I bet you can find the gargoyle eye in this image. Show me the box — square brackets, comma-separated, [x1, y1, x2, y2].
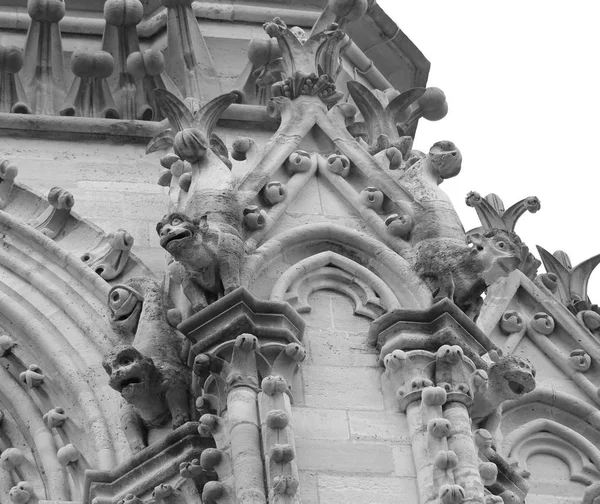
[172, 218, 182, 226]
[497, 241, 505, 249]
[120, 357, 133, 366]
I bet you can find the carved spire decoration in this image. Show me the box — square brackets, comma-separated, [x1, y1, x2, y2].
[0, 45, 31, 114]
[159, 0, 221, 111]
[263, 17, 349, 106]
[22, 0, 67, 115]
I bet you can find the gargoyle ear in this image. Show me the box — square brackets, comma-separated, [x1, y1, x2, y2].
[468, 232, 484, 246]
[156, 216, 167, 235]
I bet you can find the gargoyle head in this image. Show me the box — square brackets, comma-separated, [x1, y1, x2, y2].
[489, 354, 536, 399]
[428, 141, 462, 181]
[107, 283, 143, 334]
[156, 212, 208, 259]
[470, 229, 523, 285]
[102, 345, 155, 401]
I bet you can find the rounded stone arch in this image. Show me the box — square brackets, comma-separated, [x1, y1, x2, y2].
[243, 223, 431, 310]
[0, 200, 158, 499]
[500, 387, 600, 497]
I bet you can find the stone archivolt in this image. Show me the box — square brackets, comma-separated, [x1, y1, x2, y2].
[0, 1, 598, 504]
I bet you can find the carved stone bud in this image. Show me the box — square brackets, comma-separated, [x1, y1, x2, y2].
[117, 495, 142, 504]
[434, 450, 458, 470]
[326, 154, 350, 177]
[56, 444, 79, 466]
[329, 0, 368, 21]
[474, 429, 493, 453]
[530, 312, 555, 335]
[170, 160, 187, 177]
[0, 448, 25, 471]
[385, 214, 413, 238]
[43, 407, 68, 429]
[538, 272, 559, 294]
[126, 49, 165, 79]
[261, 375, 288, 396]
[198, 414, 221, 437]
[104, 0, 144, 26]
[273, 476, 299, 496]
[422, 386, 447, 406]
[243, 206, 267, 230]
[262, 181, 287, 205]
[266, 409, 290, 430]
[479, 461, 498, 486]
[160, 153, 180, 169]
[247, 38, 282, 67]
[202, 481, 226, 501]
[581, 310, 600, 332]
[337, 102, 357, 120]
[269, 444, 295, 463]
[386, 147, 403, 170]
[179, 172, 192, 192]
[28, 0, 65, 23]
[9, 482, 34, 504]
[569, 349, 592, 372]
[359, 187, 384, 211]
[71, 51, 114, 79]
[427, 418, 452, 438]
[174, 128, 209, 163]
[152, 484, 173, 500]
[418, 87, 448, 121]
[286, 150, 313, 174]
[471, 369, 488, 394]
[231, 137, 254, 161]
[0, 46, 24, 74]
[500, 310, 524, 334]
[179, 459, 203, 479]
[0, 335, 16, 357]
[19, 364, 45, 389]
[439, 484, 465, 504]
[200, 448, 222, 471]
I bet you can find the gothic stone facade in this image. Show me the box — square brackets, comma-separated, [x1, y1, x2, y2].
[0, 1, 597, 504]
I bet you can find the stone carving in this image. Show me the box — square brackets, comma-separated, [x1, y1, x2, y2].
[28, 187, 74, 239]
[471, 354, 536, 426]
[414, 229, 522, 317]
[22, 0, 67, 115]
[81, 229, 133, 280]
[0, 45, 30, 114]
[61, 50, 119, 118]
[9, 481, 35, 504]
[466, 192, 541, 278]
[19, 364, 45, 388]
[156, 213, 243, 312]
[43, 407, 68, 429]
[104, 278, 191, 452]
[0, 158, 18, 209]
[262, 17, 348, 105]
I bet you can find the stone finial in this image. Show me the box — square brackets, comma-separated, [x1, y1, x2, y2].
[9, 481, 35, 504]
[466, 192, 540, 233]
[0, 46, 30, 114]
[28, 187, 74, 239]
[43, 407, 68, 428]
[0, 448, 25, 471]
[103, 0, 143, 26]
[0, 334, 16, 357]
[56, 444, 79, 466]
[263, 17, 348, 105]
[262, 181, 287, 205]
[19, 364, 45, 388]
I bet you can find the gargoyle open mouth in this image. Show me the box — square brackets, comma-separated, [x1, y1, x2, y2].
[117, 376, 142, 392]
[508, 380, 525, 394]
[160, 229, 192, 248]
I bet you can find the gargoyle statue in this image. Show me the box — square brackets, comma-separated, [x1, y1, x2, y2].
[472, 354, 536, 431]
[156, 212, 244, 312]
[397, 141, 525, 317]
[103, 277, 191, 453]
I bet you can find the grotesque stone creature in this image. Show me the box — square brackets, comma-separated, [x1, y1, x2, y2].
[413, 229, 523, 317]
[156, 212, 244, 312]
[104, 277, 191, 453]
[472, 354, 536, 427]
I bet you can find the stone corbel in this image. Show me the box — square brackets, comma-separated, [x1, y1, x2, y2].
[102, 0, 145, 120]
[160, 0, 221, 110]
[0, 159, 18, 209]
[81, 229, 134, 280]
[61, 51, 119, 119]
[21, 0, 67, 115]
[28, 187, 74, 239]
[0, 45, 31, 114]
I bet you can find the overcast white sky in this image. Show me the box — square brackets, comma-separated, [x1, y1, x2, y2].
[376, 1, 600, 301]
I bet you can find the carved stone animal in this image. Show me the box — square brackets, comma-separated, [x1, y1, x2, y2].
[472, 354, 536, 426]
[414, 229, 522, 317]
[156, 212, 244, 312]
[103, 277, 191, 453]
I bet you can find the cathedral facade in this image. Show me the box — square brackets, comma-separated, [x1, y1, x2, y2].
[0, 1, 597, 503]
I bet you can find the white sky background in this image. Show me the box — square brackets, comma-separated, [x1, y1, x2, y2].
[376, 0, 600, 301]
